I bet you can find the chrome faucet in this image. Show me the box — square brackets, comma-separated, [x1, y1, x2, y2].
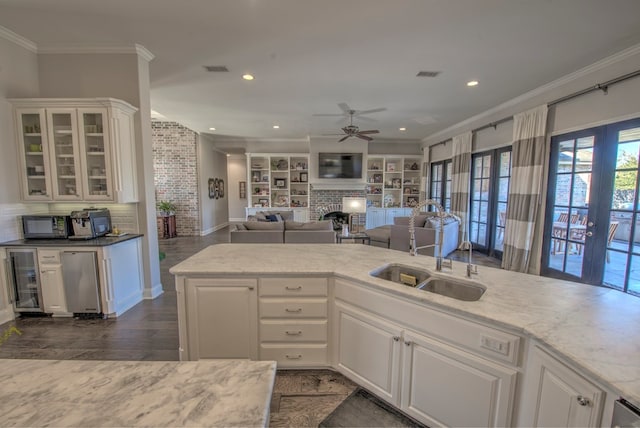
[409, 199, 451, 271]
[461, 240, 478, 278]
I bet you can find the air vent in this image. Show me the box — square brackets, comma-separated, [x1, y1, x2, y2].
[204, 66, 229, 72]
[416, 70, 441, 78]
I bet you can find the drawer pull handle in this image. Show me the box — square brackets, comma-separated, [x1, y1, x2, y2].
[393, 336, 400, 342]
[285, 354, 302, 360]
[285, 286, 302, 291]
[285, 308, 302, 313]
[285, 330, 302, 336]
[576, 395, 591, 406]
[404, 340, 412, 346]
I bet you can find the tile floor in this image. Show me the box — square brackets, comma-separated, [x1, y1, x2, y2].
[0, 227, 502, 426]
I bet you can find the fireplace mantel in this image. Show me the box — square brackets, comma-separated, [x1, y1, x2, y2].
[310, 181, 367, 191]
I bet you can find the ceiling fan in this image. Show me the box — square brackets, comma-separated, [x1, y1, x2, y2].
[317, 103, 384, 142]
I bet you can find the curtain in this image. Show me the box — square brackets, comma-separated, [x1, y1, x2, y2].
[502, 105, 548, 272]
[450, 132, 472, 244]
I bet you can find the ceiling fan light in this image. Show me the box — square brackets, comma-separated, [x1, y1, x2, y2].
[242, 74, 254, 81]
[399, 127, 406, 131]
[273, 125, 280, 129]
[467, 80, 479, 87]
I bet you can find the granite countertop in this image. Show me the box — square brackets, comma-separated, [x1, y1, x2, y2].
[0, 359, 276, 427]
[170, 243, 640, 405]
[0, 233, 143, 247]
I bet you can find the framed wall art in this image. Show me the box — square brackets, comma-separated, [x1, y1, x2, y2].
[208, 178, 215, 199]
[218, 179, 225, 198]
[239, 181, 247, 199]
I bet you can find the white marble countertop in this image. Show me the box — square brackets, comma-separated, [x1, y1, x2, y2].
[0, 359, 276, 427]
[171, 243, 640, 405]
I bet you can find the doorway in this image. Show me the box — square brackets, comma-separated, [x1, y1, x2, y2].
[542, 118, 640, 296]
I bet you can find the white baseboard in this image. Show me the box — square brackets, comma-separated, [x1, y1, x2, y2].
[0, 307, 15, 326]
[143, 282, 164, 299]
[200, 222, 230, 236]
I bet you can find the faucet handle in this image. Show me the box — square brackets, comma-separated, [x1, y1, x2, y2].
[441, 258, 453, 270]
[467, 264, 478, 277]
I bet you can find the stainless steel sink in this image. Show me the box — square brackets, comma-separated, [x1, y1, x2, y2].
[370, 264, 486, 301]
[369, 264, 432, 287]
[419, 278, 486, 301]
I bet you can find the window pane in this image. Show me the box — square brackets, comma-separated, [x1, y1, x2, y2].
[558, 140, 575, 173]
[482, 155, 491, 177]
[572, 173, 591, 207]
[477, 223, 487, 246]
[498, 178, 509, 202]
[499, 151, 511, 176]
[615, 141, 639, 169]
[474, 158, 482, 177]
[481, 178, 490, 200]
[603, 250, 627, 290]
[628, 255, 640, 295]
[613, 170, 637, 210]
[555, 174, 572, 206]
[472, 179, 482, 200]
[574, 146, 593, 172]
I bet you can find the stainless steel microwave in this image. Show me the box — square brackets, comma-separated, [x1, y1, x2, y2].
[22, 215, 71, 239]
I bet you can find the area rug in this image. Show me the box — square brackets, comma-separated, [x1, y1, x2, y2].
[319, 388, 427, 427]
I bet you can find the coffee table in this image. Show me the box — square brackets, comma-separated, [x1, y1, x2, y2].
[336, 232, 370, 244]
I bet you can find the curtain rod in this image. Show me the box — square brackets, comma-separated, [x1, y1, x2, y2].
[430, 68, 640, 148]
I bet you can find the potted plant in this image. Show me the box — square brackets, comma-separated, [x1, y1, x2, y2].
[157, 200, 177, 216]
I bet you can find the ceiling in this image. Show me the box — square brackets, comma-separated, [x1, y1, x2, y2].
[1, 0, 640, 147]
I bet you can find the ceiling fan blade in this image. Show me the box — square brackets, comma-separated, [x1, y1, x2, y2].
[313, 113, 345, 117]
[337, 102, 352, 114]
[355, 107, 386, 116]
[358, 130, 379, 134]
[338, 135, 350, 142]
[355, 116, 377, 123]
[322, 133, 347, 136]
[356, 134, 373, 141]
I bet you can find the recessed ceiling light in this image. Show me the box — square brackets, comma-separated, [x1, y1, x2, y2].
[399, 127, 407, 131]
[467, 80, 479, 87]
[209, 127, 216, 131]
[273, 125, 280, 129]
[242, 74, 254, 81]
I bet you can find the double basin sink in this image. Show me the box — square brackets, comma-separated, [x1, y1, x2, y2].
[370, 263, 486, 301]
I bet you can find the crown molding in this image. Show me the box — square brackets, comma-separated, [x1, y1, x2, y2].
[0, 25, 37, 53]
[37, 43, 155, 61]
[423, 42, 640, 146]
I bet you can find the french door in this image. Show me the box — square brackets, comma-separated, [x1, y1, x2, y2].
[542, 117, 640, 296]
[469, 148, 511, 258]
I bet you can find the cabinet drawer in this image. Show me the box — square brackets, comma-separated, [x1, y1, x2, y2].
[260, 320, 327, 342]
[260, 344, 327, 366]
[260, 277, 328, 297]
[38, 250, 60, 264]
[260, 298, 327, 318]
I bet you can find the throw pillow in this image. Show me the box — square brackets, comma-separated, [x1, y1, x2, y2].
[234, 223, 247, 230]
[265, 214, 284, 222]
[244, 221, 284, 230]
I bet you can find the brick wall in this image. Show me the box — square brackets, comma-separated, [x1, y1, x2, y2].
[152, 121, 200, 236]
[310, 189, 366, 225]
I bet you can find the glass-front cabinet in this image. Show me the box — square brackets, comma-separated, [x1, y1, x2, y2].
[47, 109, 82, 200]
[15, 109, 52, 200]
[11, 99, 138, 203]
[79, 109, 112, 200]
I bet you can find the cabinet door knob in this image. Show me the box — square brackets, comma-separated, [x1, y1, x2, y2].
[404, 340, 412, 346]
[393, 336, 400, 342]
[285, 308, 302, 313]
[576, 395, 591, 406]
[248, 286, 254, 290]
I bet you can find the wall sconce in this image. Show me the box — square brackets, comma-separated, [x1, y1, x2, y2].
[342, 197, 367, 233]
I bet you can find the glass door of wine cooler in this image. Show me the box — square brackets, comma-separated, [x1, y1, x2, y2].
[7, 249, 43, 312]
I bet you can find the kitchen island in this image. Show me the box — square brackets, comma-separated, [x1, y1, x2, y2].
[0, 358, 276, 427]
[171, 243, 640, 427]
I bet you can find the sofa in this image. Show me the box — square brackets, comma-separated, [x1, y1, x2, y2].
[364, 213, 459, 256]
[389, 214, 459, 257]
[230, 219, 336, 244]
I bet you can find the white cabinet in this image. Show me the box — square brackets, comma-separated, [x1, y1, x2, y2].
[259, 277, 328, 367]
[365, 207, 411, 229]
[365, 155, 422, 209]
[335, 302, 402, 405]
[401, 331, 517, 427]
[520, 345, 605, 427]
[11, 98, 138, 203]
[247, 154, 309, 211]
[334, 278, 520, 427]
[37, 249, 68, 316]
[183, 278, 258, 360]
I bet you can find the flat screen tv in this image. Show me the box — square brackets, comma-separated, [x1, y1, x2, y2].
[318, 153, 363, 179]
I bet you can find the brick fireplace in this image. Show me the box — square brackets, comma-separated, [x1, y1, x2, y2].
[310, 188, 366, 225]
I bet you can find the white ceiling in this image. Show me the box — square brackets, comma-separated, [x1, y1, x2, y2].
[2, 0, 640, 146]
